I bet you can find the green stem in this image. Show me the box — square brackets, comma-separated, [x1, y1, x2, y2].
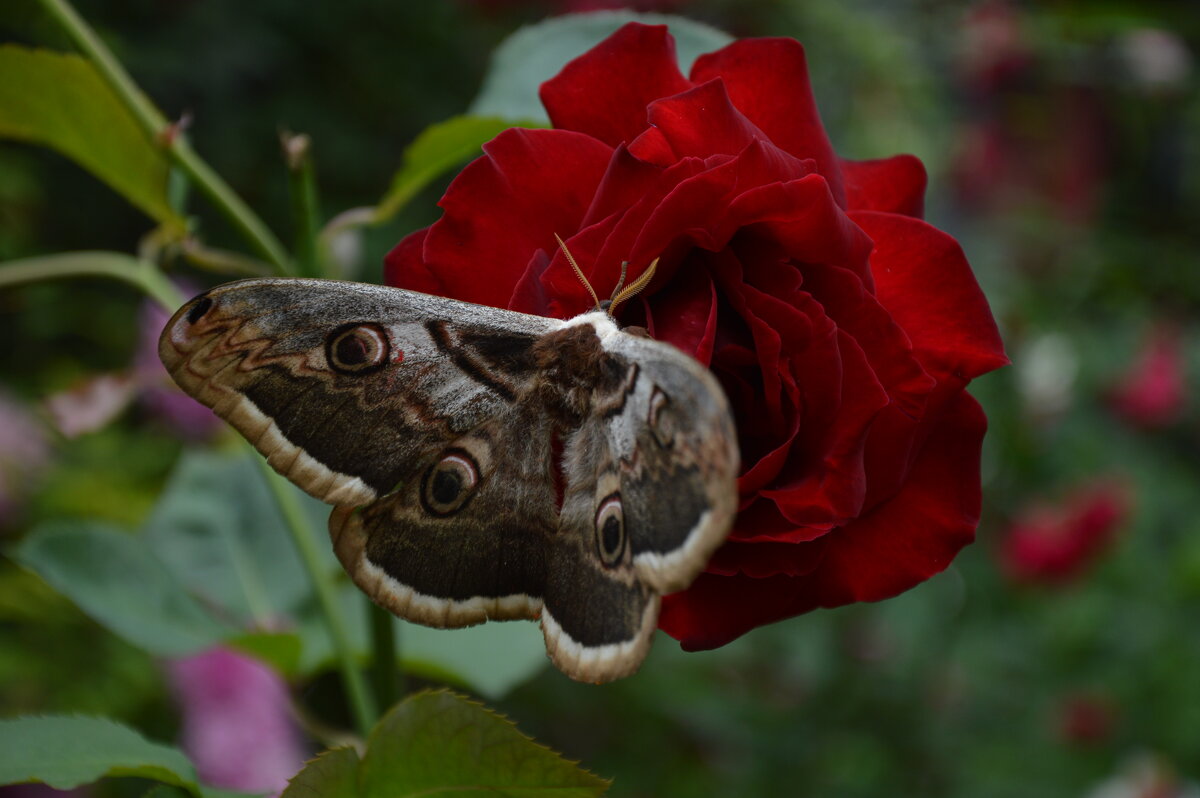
[35, 0, 293, 274]
[254, 456, 377, 737]
[368, 601, 399, 712]
[0, 251, 184, 311]
[281, 132, 323, 278]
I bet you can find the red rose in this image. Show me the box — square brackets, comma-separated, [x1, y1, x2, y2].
[1056, 693, 1116, 745]
[1000, 480, 1130, 585]
[386, 23, 1007, 649]
[1109, 324, 1187, 429]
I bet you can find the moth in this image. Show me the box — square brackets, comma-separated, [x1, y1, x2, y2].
[159, 268, 738, 682]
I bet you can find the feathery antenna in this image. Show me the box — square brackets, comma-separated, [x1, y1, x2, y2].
[555, 233, 658, 318]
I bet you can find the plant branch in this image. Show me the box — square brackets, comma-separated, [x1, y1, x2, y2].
[254, 457, 378, 737]
[369, 601, 400, 712]
[281, 132, 324, 278]
[0, 251, 184, 312]
[35, 0, 293, 274]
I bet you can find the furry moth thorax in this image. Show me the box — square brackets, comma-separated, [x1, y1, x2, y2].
[160, 278, 738, 683]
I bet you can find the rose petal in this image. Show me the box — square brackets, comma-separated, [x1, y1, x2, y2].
[626, 125, 677, 167]
[706, 536, 829, 578]
[853, 211, 1008, 380]
[541, 156, 714, 306]
[642, 78, 768, 159]
[507, 248, 555, 316]
[762, 329, 886, 526]
[841, 154, 927, 217]
[649, 263, 719, 364]
[540, 23, 692, 147]
[383, 228, 439, 292]
[391, 128, 613, 309]
[661, 391, 986, 650]
[800, 261, 936, 419]
[731, 176, 874, 286]
[580, 144, 667, 229]
[691, 37, 846, 205]
[729, 497, 834, 543]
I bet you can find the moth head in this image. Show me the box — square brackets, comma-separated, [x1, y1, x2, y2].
[554, 233, 658, 320]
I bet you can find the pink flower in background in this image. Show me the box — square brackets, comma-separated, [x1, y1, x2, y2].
[167, 648, 306, 795]
[1058, 693, 1116, 745]
[135, 296, 224, 439]
[957, 0, 1032, 93]
[951, 0, 1108, 224]
[1000, 480, 1131, 584]
[0, 390, 51, 528]
[1109, 326, 1187, 429]
[45, 292, 221, 440]
[465, 0, 684, 11]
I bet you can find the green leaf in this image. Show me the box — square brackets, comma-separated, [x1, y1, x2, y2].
[143, 450, 319, 625]
[373, 115, 539, 223]
[0, 45, 184, 227]
[142, 787, 191, 798]
[281, 747, 360, 798]
[0, 715, 199, 793]
[470, 12, 733, 122]
[400, 620, 548, 700]
[281, 691, 609, 798]
[11, 520, 232, 656]
[296, 585, 546, 699]
[227, 631, 304, 676]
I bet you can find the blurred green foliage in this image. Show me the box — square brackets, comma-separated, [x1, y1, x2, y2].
[2, 1, 1200, 796]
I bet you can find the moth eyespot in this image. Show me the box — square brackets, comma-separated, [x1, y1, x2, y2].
[648, 388, 675, 448]
[326, 323, 389, 375]
[421, 450, 480, 517]
[594, 493, 626, 568]
[185, 296, 213, 324]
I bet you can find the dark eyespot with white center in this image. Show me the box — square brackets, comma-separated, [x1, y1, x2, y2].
[648, 387, 675, 448]
[421, 450, 479, 517]
[185, 295, 213, 325]
[594, 493, 626, 568]
[326, 323, 389, 375]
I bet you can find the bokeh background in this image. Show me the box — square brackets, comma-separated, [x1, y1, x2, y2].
[2, 1, 1199, 796]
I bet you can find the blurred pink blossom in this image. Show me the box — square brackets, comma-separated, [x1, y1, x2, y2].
[464, 0, 685, 12]
[0, 390, 51, 527]
[167, 648, 306, 795]
[1000, 480, 1131, 585]
[44, 289, 220, 440]
[1057, 693, 1116, 745]
[1109, 326, 1187, 429]
[952, 0, 1108, 224]
[134, 294, 223, 438]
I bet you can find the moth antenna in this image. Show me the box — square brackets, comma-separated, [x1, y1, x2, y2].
[607, 257, 659, 317]
[555, 233, 602, 312]
[609, 260, 630, 301]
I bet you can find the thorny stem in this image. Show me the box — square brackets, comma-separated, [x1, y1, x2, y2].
[36, 0, 293, 274]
